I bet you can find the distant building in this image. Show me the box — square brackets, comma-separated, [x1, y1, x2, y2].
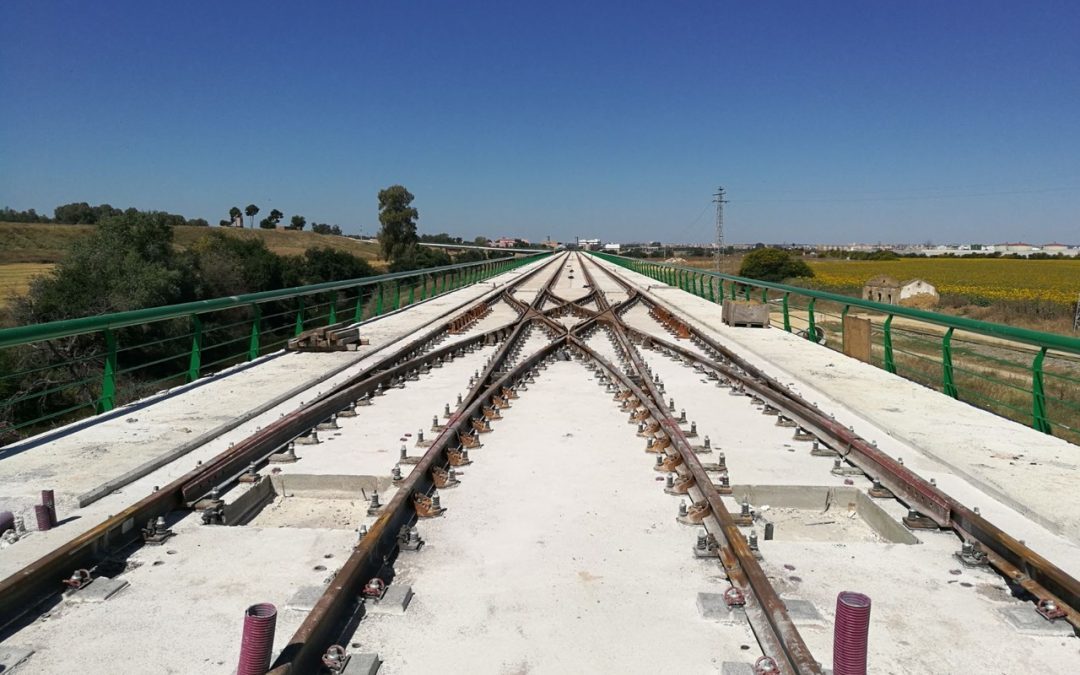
[1043, 243, 1069, 254]
[602, 243, 621, 253]
[863, 275, 938, 305]
[492, 237, 517, 248]
[1000, 242, 1035, 254]
[863, 275, 901, 304]
[577, 238, 602, 251]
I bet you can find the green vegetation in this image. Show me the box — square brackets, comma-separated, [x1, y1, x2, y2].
[737, 247, 814, 282]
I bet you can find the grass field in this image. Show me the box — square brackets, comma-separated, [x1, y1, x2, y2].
[0, 263, 55, 307]
[805, 258, 1080, 306]
[0, 222, 386, 308]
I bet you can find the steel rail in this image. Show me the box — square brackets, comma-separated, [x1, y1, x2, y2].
[573, 254, 821, 674]
[0, 254, 563, 634]
[583, 253, 1080, 630]
[268, 254, 573, 671]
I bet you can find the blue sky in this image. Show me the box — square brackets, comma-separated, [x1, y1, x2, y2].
[2, 1, 1078, 244]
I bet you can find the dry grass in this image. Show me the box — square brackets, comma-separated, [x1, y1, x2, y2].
[0, 222, 387, 307]
[0, 263, 55, 307]
[0, 221, 384, 265]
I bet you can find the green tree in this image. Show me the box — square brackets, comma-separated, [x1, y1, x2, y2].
[228, 206, 242, 226]
[284, 247, 374, 285]
[289, 215, 306, 231]
[245, 204, 259, 228]
[268, 209, 284, 227]
[376, 185, 419, 261]
[737, 248, 814, 283]
[311, 222, 331, 234]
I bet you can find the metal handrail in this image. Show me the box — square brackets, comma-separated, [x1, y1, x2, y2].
[0, 255, 543, 349]
[593, 252, 1080, 354]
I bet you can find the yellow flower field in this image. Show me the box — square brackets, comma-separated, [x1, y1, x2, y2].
[806, 258, 1080, 305]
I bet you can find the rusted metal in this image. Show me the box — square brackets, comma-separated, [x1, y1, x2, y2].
[583, 253, 1080, 633]
[266, 254, 573, 673]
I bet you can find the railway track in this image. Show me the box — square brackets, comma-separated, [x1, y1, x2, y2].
[0, 252, 1076, 674]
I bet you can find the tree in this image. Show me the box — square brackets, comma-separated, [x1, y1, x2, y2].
[311, 222, 332, 234]
[245, 204, 259, 228]
[376, 185, 419, 262]
[284, 247, 374, 285]
[219, 219, 230, 227]
[258, 217, 276, 229]
[229, 206, 242, 226]
[268, 209, 284, 227]
[737, 248, 814, 283]
[330, 224, 342, 235]
[186, 218, 210, 227]
[289, 215, 306, 231]
[473, 236, 489, 247]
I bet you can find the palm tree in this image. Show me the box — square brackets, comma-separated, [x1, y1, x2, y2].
[245, 204, 259, 228]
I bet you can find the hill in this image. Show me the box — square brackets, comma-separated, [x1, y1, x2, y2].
[0, 222, 386, 307]
[0, 221, 384, 265]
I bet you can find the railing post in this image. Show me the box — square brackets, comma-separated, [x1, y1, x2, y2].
[328, 291, 337, 326]
[782, 293, 791, 332]
[883, 315, 895, 373]
[943, 327, 958, 398]
[375, 285, 384, 316]
[841, 304, 849, 344]
[408, 279, 415, 306]
[392, 280, 400, 310]
[807, 298, 817, 341]
[761, 287, 768, 303]
[99, 328, 117, 413]
[420, 274, 428, 301]
[730, 281, 737, 300]
[354, 288, 365, 322]
[743, 283, 750, 301]
[1032, 347, 1050, 433]
[187, 314, 202, 383]
[708, 278, 716, 302]
[248, 302, 261, 360]
[294, 297, 305, 336]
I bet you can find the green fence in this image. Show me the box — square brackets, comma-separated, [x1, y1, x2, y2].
[0, 254, 544, 443]
[593, 252, 1080, 445]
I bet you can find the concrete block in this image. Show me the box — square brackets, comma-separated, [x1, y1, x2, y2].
[721, 663, 754, 675]
[722, 300, 769, 328]
[782, 598, 825, 624]
[286, 584, 326, 612]
[997, 606, 1075, 636]
[368, 585, 413, 615]
[0, 646, 35, 672]
[342, 653, 381, 675]
[65, 577, 129, 603]
[696, 592, 748, 624]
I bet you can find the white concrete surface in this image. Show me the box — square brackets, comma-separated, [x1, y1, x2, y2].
[586, 255, 1080, 549]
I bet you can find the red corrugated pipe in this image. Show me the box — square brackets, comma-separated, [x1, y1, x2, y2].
[237, 602, 277, 675]
[34, 505, 52, 531]
[41, 489, 57, 527]
[833, 591, 871, 675]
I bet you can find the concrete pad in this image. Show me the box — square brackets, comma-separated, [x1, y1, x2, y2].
[782, 597, 825, 624]
[697, 592, 748, 624]
[367, 585, 413, 615]
[721, 663, 755, 675]
[342, 653, 381, 675]
[0, 646, 34, 672]
[285, 584, 327, 612]
[65, 576, 129, 603]
[997, 605, 1076, 636]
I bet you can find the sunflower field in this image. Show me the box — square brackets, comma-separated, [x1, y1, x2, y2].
[806, 258, 1080, 306]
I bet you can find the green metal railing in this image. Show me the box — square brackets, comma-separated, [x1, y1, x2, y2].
[0, 254, 545, 443]
[593, 252, 1080, 445]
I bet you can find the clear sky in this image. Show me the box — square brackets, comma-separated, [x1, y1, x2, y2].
[2, 1, 1078, 244]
